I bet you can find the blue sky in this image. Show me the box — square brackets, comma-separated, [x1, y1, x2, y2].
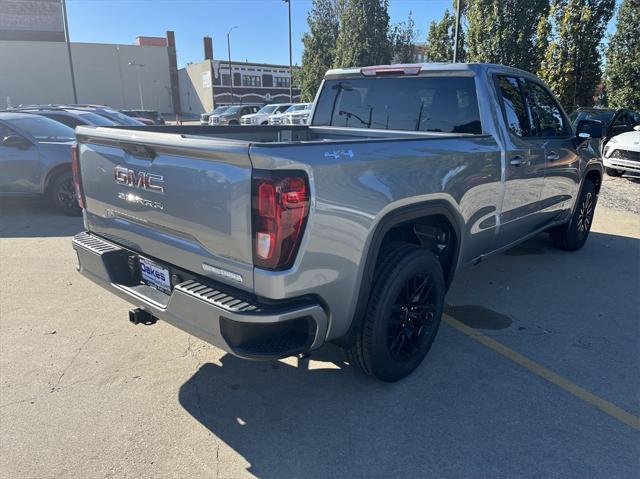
[66, 0, 452, 67]
[66, 0, 620, 69]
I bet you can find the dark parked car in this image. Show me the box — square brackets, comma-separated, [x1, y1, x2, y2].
[570, 107, 640, 143]
[0, 112, 79, 215]
[121, 110, 165, 125]
[64, 105, 144, 126]
[9, 106, 117, 128]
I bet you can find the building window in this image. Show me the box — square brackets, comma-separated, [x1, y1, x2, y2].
[242, 75, 261, 87]
[275, 77, 290, 88]
[221, 74, 231, 86]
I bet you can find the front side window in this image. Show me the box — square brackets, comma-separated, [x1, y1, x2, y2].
[496, 76, 530, 137]
[613, 111, 636, 128]
[313, 76, 481, 133]
[525, 81, 569, 137]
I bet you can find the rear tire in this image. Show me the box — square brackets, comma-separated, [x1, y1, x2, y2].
[346, 244, 445, 382]
[48, 170, 81, 216]
[550, 179, 596, 251]
[605, 167, 623, 177]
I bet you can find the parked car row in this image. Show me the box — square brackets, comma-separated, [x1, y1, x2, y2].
[0, 104, 164, 215]
[199, 103, 313, 126]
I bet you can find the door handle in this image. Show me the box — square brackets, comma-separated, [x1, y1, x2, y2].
[546, 151, 560, 161]
[509, 156, 524, 166]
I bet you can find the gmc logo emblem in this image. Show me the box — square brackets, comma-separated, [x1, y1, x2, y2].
[114, 166, 164, 193]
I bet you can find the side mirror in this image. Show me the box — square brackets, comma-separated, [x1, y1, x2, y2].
[2, 135, 30, 149]
[634, 125, 640, 132]
[576, 119, 605, 140]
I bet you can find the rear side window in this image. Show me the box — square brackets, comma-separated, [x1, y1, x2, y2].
[496, 76, 530, 137]
[524, 81, 570, 137]
[313, 76, 482, 134]
[44, 113, 82, 128]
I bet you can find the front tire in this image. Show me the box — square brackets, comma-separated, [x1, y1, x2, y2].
[346, 244, 445, 382]
[48, 170, 81, 216]
[605, 167, 623, 177]
[550, 180, 596, 251]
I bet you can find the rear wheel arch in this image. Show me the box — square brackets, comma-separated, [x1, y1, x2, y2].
[44, 163, 72, 194]
[334, 200, 463, 348]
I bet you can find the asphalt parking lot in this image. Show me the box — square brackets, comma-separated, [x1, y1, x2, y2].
[1, 177, 639, 479]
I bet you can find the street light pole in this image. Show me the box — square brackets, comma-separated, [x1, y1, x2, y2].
[453, 0, 462, 63]
[61, 0, 78, 103]
[128, 62, 145, 109]
[284, 0, 293, 102]
[227, 26, 238, 105]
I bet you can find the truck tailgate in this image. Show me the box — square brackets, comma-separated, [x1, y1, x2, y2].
[75, 127, 255, 291]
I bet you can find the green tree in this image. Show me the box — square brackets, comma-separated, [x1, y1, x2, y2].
[300, 0, 343, 102]
[465, 0, 549, 71]
[391, 11, 417, 63]
[538, 0, 615, 110]
[424, 8, 461, 62]
[333, 0, 392, 68]
[605, 0, 640, 109]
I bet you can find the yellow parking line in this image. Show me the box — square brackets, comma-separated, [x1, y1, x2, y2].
[443, 315, 640, 431]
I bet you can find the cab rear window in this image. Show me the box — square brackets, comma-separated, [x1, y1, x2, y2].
[312, 76, 481, 134]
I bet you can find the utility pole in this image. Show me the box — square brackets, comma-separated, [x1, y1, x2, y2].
[61, 0, 78, 103]
[227, 26, 238, 104]
[284, 0, 293, 102]
[453, 0, 462, 63]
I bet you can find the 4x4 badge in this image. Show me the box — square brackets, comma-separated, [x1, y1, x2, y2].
[324, 150, 354, 160]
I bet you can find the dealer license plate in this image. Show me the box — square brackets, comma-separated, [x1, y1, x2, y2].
[139, 257, 171, 294]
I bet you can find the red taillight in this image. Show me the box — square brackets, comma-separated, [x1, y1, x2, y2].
[252, 171, 310, 270]
[70, 142, 85, 209]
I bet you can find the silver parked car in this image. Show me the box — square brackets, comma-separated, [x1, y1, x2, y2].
[0, 112, 79, 215]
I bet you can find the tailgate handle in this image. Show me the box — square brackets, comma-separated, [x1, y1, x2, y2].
[120, 142, 157, 160]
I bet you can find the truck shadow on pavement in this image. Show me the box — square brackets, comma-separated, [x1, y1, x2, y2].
[0, 198, 83, 238]
[178, 230, 639, 479]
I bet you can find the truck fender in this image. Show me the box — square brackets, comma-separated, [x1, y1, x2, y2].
[334, 200, 464, 348]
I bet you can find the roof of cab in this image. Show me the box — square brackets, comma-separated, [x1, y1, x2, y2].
[324, 62, 536, 80]
[0, 111, 40, 120]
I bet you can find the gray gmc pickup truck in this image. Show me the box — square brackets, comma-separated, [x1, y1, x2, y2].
[72, 63, 605, 381]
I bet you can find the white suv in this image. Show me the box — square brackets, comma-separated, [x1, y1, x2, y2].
[268, 103, 311, 125]
[241, 104, 293, 126]
[603, 125, 640, 176]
